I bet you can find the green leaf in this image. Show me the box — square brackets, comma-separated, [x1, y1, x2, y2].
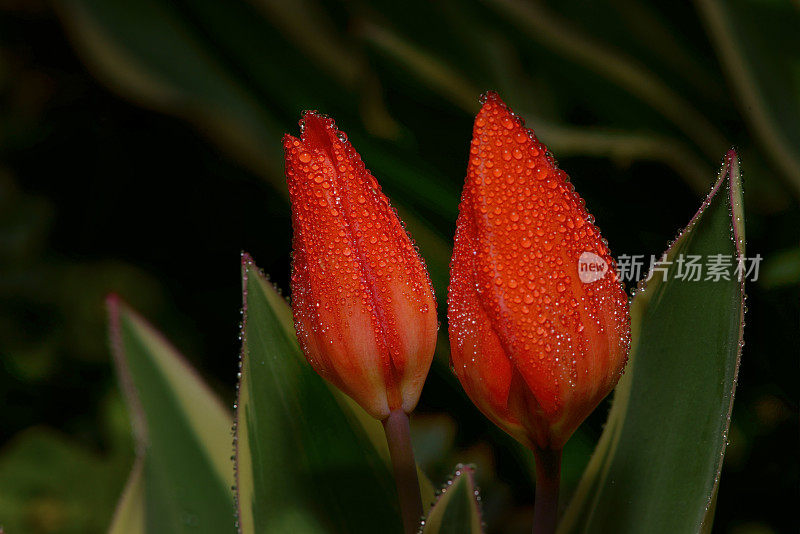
[56, 0, 456, 303]
[484, 0, 727, 160]
[559, 152, 745, 533]
[0, 427, 129, 534]
[697, 0, 800, 194]
[58, 0, 285, 187]
[235, 254, 434, 534]
[421, 464, 483, 534]
[107, 297, 236, 533]
[108, 460, 145, 534]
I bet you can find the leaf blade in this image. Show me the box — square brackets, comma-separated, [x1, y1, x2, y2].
[234, 254, 405, 534]
[559, 152, 745, 533]
[421, 465, 483, 534]
[108, 298, 236, 533]
[107, 460, 146, 534]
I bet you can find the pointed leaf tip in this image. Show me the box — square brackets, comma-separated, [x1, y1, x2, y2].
[421, 464, 483, 534]
[106, 292, 121, 308]
[559, 152, 746, 534]
[107, 300, 235, 533]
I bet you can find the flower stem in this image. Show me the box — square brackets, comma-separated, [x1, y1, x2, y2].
[532, 447, 562, 534]
[383, 409, 423, 534]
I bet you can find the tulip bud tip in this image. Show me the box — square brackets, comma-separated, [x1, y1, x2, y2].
[284, 109, 438, 422]
[449, 91, 631, 451]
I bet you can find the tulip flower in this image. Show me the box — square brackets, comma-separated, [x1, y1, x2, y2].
[284, 111, 437, 533]
[448, 92, 631, 533]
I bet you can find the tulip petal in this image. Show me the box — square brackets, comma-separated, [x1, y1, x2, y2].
[450, 92, 630, 449]
[286, 113, 437, 418]
[449, 196, 527, 445]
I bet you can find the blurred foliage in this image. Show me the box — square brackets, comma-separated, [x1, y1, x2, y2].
[0, 394, 132, 534]
[107, 299, 235, 533]
[0, 0, 797, 533]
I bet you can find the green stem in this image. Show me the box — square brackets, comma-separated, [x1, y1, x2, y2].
[383, 409, 423, 534]
[532, 447, 562, 534]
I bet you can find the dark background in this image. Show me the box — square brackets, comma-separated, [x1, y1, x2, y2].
[0, 1, 797, 532]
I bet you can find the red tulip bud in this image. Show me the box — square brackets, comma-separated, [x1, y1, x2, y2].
[448, 92, 631, 451]
[285, 112, 437, 420]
